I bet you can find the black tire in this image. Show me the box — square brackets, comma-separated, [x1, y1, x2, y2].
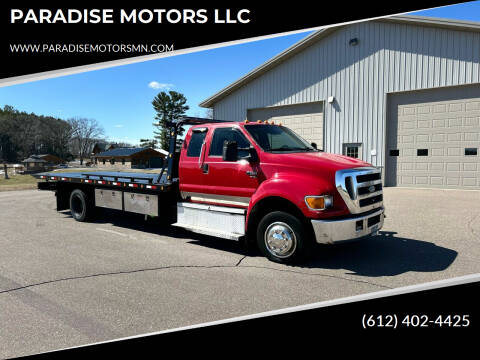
[69, 189, 94, 222]
[256, 211, 310, 264]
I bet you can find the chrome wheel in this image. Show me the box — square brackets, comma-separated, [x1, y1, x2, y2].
[264, 222, 297, 259]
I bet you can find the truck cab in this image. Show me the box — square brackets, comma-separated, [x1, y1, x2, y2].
[174, 120, 385, 263]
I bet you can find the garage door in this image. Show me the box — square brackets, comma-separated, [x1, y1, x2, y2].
[386, 84, 480, 189]
[247, 102, 323, 149]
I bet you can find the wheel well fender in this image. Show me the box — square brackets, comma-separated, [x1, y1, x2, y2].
[246, 196, 312, 243]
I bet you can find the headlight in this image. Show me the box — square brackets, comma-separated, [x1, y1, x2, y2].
[305, 195, 333, 210]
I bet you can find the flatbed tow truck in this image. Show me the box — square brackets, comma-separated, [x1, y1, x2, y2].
[35, 117, 385, 263]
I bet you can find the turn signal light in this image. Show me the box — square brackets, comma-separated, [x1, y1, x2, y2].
[305, 195, 333, 210]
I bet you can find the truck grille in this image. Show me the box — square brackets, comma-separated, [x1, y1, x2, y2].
[335, 167, 384, 214]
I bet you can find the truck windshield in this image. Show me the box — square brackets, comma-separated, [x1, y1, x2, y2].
[244, 124, 318, 152]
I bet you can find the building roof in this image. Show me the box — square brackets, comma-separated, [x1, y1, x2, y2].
[89, 142, 117, 153]
[23, 154, 61, 163]
[23, 157, 47, 163]
[92, 143, 107, 152]
[94, 147, 160, 158]
[199, 15, 480, 108]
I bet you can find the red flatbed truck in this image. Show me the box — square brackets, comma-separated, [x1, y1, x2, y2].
[35, 117, 385, 263]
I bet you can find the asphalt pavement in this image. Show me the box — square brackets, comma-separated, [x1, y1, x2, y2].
[0, 188, 479, 358]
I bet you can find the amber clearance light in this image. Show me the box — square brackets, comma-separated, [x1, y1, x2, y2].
[305, 195, 333, 210]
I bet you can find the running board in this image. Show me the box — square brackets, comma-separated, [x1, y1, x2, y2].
[174, 202, 246, 241]
[172, 223, 244, 241]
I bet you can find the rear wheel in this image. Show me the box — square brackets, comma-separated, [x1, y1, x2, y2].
[69, 189, 94, 222]
[256, 211, 309, 264]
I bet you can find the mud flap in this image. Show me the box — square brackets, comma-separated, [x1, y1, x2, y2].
[56, 189, 70, 211]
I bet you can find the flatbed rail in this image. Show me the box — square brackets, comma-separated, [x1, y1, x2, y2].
[34, 171, 174, 192]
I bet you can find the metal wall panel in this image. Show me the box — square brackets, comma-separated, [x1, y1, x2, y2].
[212, 20, 480, 169]
[247, 102, 323, 148]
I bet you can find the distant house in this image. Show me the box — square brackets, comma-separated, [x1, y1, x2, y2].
[23, 157, 46, 172]
[22, 154, 63, 172]
[35, 154, 64, 164]
[93, 147, 166, 169]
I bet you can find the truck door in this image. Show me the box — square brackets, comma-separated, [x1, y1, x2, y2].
[179, 127, 209, 195]
[199, 127, 259, 207]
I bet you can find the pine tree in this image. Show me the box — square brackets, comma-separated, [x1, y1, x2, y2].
[152, 91, 189, 151]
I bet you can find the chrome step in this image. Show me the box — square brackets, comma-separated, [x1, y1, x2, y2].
[172, 223, 244, 241]
[175, 202, 246, 241]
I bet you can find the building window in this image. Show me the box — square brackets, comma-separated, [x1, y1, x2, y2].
[465, 148, 478, 156]
[389, 149, 399, 156]
[417, 149, 428, 156]
[342, 143, 362, 159]
[122, 158, 125, 165]
[102, 159, 105, 165]
[110, 158, 115, 165]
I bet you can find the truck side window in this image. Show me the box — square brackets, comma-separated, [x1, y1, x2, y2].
[187, 131, 207, 157]
[209, 128, 250, 158]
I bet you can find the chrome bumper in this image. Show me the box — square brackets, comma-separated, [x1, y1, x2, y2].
[311, 207, 384, 244]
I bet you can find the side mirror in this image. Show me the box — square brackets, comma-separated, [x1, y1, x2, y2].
[222, 140, 238, 161]
[311, 142, 317, 149]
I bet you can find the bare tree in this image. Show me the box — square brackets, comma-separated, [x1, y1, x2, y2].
[204, 108, 214, 119]
[113, 142, 134, 148]
[68, 118, 104, 165]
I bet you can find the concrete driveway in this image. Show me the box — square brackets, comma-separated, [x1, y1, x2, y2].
[0, 187, 478, 358]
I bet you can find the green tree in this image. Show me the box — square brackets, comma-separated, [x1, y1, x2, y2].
[0, 105, 74, 162]
[152, 91, 189, 151]
[139, 138, 159, 149]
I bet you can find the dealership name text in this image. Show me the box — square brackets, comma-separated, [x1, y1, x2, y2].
[10, 9, 251, 24]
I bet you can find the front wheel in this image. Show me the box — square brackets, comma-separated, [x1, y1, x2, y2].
[256, 211, 310, 264]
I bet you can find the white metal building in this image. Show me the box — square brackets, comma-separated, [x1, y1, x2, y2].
[200, 15, 480, 189]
